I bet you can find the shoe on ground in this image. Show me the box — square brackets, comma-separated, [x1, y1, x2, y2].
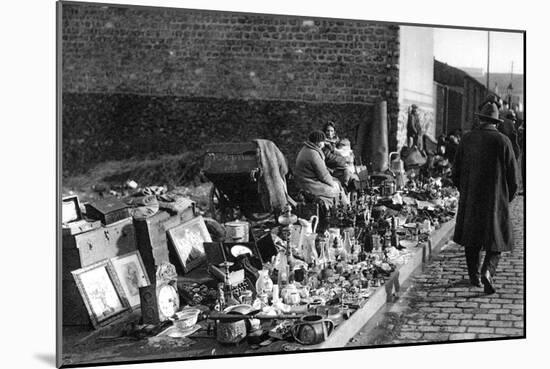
[469, 276, 482, 288]
[481, 270, 496, 294]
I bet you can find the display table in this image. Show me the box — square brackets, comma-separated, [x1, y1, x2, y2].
[61, 220, 456, 365]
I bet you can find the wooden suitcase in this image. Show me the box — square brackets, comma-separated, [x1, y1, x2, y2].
[62, 217, 137, 274]
[62, 217, 137, 326]
[84, 198, 131, 225]
[134, 204, 196, 283]
[62, 219, 102, 236]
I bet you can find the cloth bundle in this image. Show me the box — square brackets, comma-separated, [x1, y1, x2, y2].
[253, 139, 296, 213]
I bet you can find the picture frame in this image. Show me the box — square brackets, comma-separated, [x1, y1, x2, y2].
[110, 251, 151, 309]
[71, 259, 131, 329]
[167, 216, 211, 273]
[62, 195, 82, 224]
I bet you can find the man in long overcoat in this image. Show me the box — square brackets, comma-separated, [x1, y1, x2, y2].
[452, 102, 519, 294]
[498, 109, 520, 159]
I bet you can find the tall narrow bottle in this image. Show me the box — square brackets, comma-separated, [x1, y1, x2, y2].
[391, 216, 399, 248]
[276, 249, 289, 288]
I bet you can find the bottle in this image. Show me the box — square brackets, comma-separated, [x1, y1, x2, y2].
[391, 216, 399, 247]
[343, 229, 353, 254]
[276, 249, 289, 288]
[286, 245, 296, 280]
[216, 283, 226, 311]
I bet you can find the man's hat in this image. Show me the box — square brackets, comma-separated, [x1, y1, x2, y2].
[506, 109, 517, 121]
[475, 102, 504, 124]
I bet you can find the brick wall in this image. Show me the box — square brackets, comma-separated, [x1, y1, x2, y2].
[61, 3, 399, 175]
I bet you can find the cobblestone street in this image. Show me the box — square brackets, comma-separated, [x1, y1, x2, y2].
[348, 197, 525, 346]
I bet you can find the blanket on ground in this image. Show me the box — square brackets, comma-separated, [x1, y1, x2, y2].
[253, 139, 296, 213]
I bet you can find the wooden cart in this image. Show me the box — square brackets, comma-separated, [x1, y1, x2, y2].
[203, 142, 266, 222]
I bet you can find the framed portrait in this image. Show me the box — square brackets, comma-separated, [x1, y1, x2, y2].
[110, 251, 151, 309]
[71, 259, 131, 329]
[167, 216, 211, 273]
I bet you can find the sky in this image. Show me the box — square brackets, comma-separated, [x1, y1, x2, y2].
[434, 28, 524, 75]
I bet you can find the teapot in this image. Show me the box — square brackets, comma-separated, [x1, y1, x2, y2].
[291, 314, 335, 345]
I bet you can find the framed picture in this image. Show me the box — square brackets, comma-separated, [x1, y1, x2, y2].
[167, 216, 211, 273]
[71, 259, 131, 329]
[62, 195, 82, 224]
[110, 251, 151, 309]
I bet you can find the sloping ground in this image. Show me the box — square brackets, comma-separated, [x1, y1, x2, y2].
[62, 151, 209, 205]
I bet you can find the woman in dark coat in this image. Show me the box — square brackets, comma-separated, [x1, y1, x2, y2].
[452, 102, 519, 294]
[294, 130, 348, 207]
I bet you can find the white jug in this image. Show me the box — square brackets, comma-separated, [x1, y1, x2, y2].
[298, 215, 318, 252]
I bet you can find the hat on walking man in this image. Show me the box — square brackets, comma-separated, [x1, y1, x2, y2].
[475, 102, 504, 124]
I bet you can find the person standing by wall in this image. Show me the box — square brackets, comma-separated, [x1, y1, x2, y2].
[452, 102, 519, 294]
[406, 104, 423, 151]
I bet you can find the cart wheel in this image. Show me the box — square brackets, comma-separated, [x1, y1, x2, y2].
[209, 186, 235, 223]
[209, 186, 224, 222]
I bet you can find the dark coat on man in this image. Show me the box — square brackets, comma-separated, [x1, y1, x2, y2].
[498, 118, 520, 159]
[452, 124, 519, 252]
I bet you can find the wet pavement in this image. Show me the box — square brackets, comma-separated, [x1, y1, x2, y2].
[347, 196, 525, 346]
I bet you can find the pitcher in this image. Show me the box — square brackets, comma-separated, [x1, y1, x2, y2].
[298, 215, 318, 236]
[302, 233, 318, 265]
[297, 215, 318, 256]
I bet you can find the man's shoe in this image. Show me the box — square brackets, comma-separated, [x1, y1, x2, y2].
[481, 270, 496, 294]
[469, 276, 482, 288]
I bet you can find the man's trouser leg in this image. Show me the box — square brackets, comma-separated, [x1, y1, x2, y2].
[465, 246, 481, 281]
[481, 251, 501, 276]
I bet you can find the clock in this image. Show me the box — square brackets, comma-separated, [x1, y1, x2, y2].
[157, 283, 179, 321]
[139, 262, 180, 324]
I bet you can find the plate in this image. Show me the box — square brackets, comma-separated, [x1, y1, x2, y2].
[399, 239, 418, 248]
[259, 339, 274, 347]
[231, 244, 253, 257]
[158, 324, 200, 338]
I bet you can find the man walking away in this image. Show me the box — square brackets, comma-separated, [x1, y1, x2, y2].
[498, 109, 520, 160]
[452, 102, 519, 294]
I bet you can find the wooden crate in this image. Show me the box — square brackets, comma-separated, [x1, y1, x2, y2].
[134, 205, 196, 283]
[203, 142, 259, 176]
[62, 217, 137, 275]
[61, 218, 137, 326]
[84, 198, 131, 225]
